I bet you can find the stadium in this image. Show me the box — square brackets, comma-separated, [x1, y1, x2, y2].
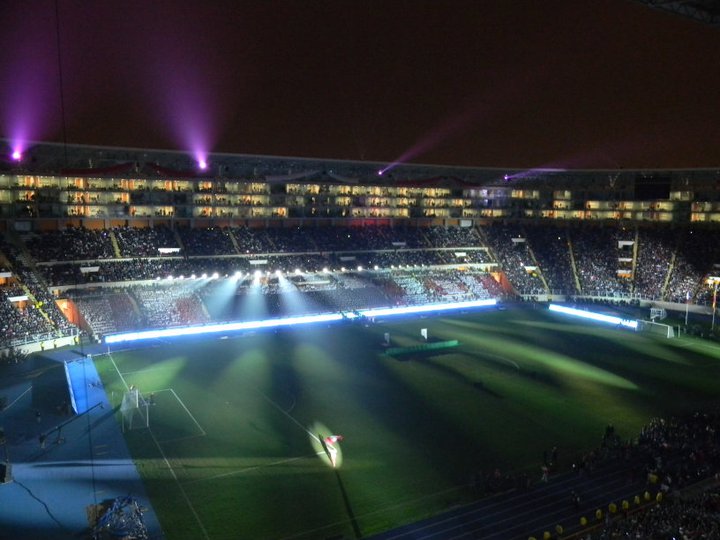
[2, 2, 720, 540]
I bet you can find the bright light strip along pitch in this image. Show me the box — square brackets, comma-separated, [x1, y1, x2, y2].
[359, 298, 496, 318]
[104, 299, 497, 344]
[548, 304, 638, 329]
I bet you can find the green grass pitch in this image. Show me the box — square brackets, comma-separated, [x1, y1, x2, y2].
[94, 307, 720, 540]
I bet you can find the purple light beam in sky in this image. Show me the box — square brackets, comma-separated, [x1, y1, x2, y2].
[0, 8, 61, 157]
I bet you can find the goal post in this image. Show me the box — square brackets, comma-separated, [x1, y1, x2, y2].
[120, 388, 149, 431]
[637, 320, 676, 339]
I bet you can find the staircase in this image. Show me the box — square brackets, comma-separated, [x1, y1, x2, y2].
[228, 228, 242, 254]
[109, 230, 122, 258]
[523, 228, 550, 293]
[566, 229, 582, 293]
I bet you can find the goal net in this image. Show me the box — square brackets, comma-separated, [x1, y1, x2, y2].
[637, 320, 676, 339]
[120, 388, 149, 432]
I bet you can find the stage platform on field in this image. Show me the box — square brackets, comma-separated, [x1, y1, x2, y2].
[0, 346, 163, 539]
[386, 339, 459, 357]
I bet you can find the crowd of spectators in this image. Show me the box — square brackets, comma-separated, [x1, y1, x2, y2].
[593, 488, 720, 539]
[24, 228, 114, 261]
[0, 236, 75, 347]
[114, 226, 179, 257]
[523, 225, 577, 294]
[131, 285, 210, 328]
[483, 223, 545, 294]
[582, 410, 720, 539]
[633, 227, 676, 300]
[11, 224, 720, 305]
[0, 286, 57, 347]
[176, 226, 236, 256]
[3, 222, 720, 346]
[73, 290, 143, 336]
[571, 226, 632, 297]
[666, 229, 720, 305]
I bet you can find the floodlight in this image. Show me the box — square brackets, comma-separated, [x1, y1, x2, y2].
[357, 266, 363, 271]
[294, 268, 301, 275]
[254, 270, 262, 278]
[212, 272, 219, 279]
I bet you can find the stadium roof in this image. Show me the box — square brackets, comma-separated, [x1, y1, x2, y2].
[634, 0, 720, 25]
[2, 139, 720, 189]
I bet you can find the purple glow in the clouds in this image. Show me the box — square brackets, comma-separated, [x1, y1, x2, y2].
[501, 168, 566, 182]
[379, 104, 486, 175]
[0, 9, 61, 157]
[140, 18, 223, 173]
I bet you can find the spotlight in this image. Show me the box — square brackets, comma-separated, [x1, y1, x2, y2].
[374, 265, 379, 270]
[275, 270, 282, 276]
[254, 270, 262, 278]
[323, 267, 329, 273]
[11, 150, 21, 161]
[377, 170, 383, 176]
[294, 268, 301, 275]
[201, 273, 208, 279]
[357, 265, 363, 272]
[212, 272, 219, 279]
[191, 274, 196, 279]
[198, 159, 208, 170]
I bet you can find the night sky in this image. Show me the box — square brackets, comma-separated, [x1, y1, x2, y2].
[1, 0, 719, 169]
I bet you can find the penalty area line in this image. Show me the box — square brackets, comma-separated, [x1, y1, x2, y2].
[3, 386, 31, 412]
[108, 352, 130, 391]
[107, 356, 209, 539]
[170, 389, 206, 436]
[147, 426, 210, 540]
[256, 389, 320, 443]
[184, 452, 326, 485]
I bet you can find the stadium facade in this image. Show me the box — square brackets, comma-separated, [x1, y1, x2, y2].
[1, 140, 719, 226]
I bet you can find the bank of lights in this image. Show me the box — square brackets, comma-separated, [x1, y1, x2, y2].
[548, 304, 638, 329]
[104, 298, 497, 344]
